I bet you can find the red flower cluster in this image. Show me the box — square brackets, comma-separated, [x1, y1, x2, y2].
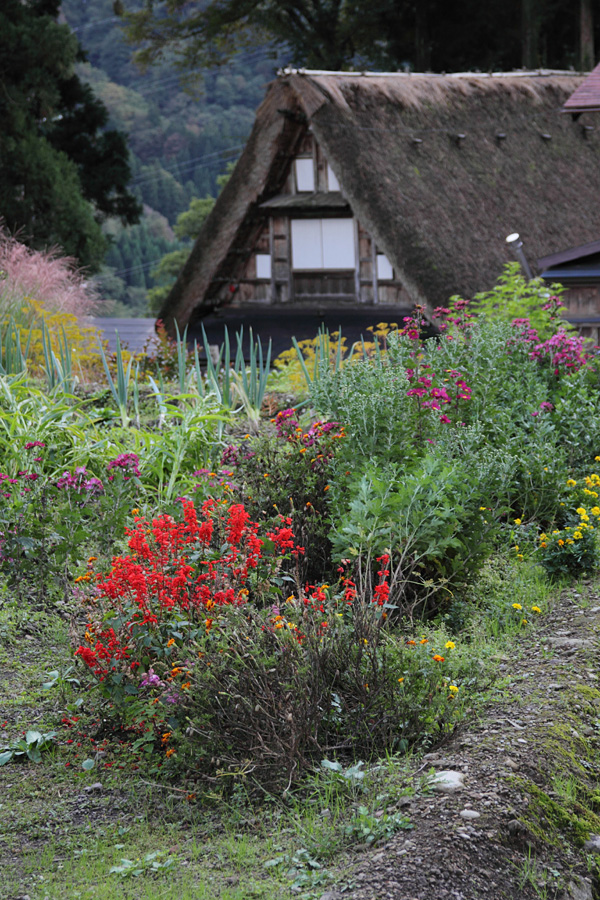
[267, 515, 305, 558]
[75, 498, 303, 679]
[373, 554, 391, 606]
[74, 627, 132, 679]
[97, 498, 265, 617]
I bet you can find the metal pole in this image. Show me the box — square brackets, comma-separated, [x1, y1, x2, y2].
[506, 233, 534, 281]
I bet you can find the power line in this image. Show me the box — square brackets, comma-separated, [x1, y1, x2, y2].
[71, 16, 120, 33]
[131, 145, 243, 186]
[112, 257, 169, 278]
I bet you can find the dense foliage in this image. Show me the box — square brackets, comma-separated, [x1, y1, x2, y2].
[59, 0, 281, 313]
[0, 0, 140, 270]
[1, 258, 600, 788]
[121, 0, 596, 75]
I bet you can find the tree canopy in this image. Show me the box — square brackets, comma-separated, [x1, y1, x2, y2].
[0, 0, 140, 271]
[121, 0, 596, 74]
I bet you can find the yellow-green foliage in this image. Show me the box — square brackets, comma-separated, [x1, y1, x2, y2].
[270, 323, 400, 393]
[10, 298, 104, 378]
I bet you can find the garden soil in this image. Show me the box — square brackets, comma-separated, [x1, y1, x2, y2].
[324, 583, 600, 900]
[3, 583, 600, 900]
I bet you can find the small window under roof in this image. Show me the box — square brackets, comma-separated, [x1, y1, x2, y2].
[295, 158, 315, 192]
[327, 163, 340, 192]
[376, 254, 394, 280]
[256, 254, 271, 279]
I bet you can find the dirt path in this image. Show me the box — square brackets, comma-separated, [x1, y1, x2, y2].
[325, 581, 600, 900]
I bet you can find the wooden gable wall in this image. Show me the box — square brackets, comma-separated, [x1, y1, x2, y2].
[209, 132, 413, 311]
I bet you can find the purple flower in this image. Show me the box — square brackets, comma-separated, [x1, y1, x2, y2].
[140, 667, 165, 688]
[56, 470, 86, 491]
[84, 477, 104, 496]
[107, 453, 141, 481]
[221, 444, 240, 466]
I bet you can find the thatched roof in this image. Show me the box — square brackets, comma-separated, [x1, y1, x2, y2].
[161, 69, 600, 333]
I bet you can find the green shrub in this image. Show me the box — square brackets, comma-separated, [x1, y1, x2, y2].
[329, 454, 505, 619]
[195, 411, 345, 583]
[72, 499, 476, 786]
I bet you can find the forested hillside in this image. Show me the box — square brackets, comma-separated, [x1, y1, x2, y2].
[59, 0, 282, 315]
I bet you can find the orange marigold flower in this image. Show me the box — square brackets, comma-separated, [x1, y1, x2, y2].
[432, 654, 445, 662]
[165, 748, 176, 758]
[166, 638, 175, 647]
[407, 640, 417, 646]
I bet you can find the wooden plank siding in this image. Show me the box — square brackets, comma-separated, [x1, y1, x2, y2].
[207, 129, 407, 310]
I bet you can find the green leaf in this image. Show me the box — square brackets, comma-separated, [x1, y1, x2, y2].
[25, 730, 42, 745]
[321, 759, 343, 773]
[82, 758, 95, 770]
[0, 750, 14, 766]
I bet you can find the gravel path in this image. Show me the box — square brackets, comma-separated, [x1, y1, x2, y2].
[324, 582, 600, 900]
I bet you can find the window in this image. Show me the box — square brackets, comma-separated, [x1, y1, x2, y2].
[327, 163, 340, 192]
[376, 253, 394, 280]
[291, 218, 355, 270]
[256, 254, 271, 279]
[295, 158, 315, 192]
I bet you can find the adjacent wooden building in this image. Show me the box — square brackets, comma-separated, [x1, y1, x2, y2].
[160, 68, 600, 344]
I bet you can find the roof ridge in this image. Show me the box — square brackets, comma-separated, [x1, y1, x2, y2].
[279, 67, 585, 79]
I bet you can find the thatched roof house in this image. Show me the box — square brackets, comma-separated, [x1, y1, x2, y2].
[161, 68, 600, 342]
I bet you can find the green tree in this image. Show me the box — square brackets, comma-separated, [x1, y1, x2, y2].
[0, 0, 140, 271]
[121, 0, 358, 71]
[120, 0, 593, 75]
[147, 165, 234, 311]
[147, 196, 216, 311]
